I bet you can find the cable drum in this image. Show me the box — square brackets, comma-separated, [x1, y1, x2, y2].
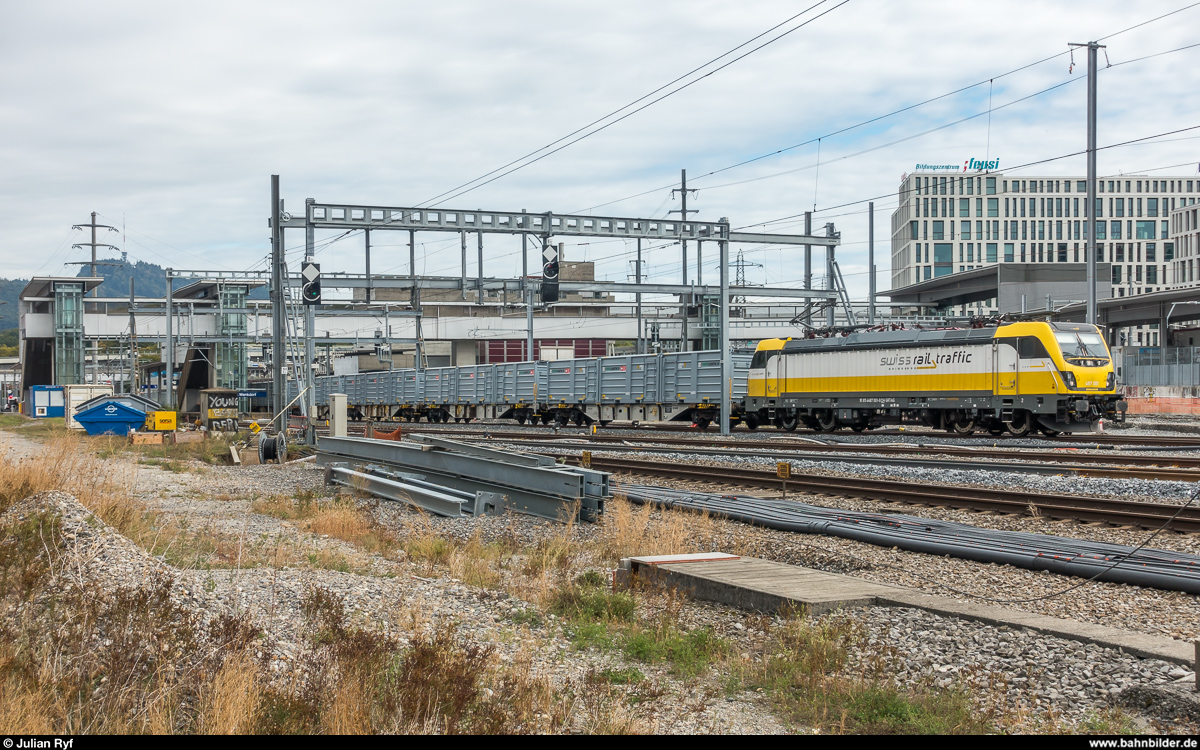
[259, 432, 287, 464]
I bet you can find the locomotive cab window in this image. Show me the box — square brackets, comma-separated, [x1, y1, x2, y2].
[1017, 337, 1050, 359]
[1054, 331, 1110, 365]
[750, 351, 779, 369]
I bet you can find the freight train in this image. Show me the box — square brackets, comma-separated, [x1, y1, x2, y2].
[313, 350, 752, 430]
[310, 321, 1124, 436]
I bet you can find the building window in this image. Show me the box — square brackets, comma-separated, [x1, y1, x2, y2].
[1056, 220, 1063, 240]
[1058, 243, 1068, 262]
[987, 198, 999, 217]
[1077, 180, 1087, 192]
[1137, 197, 1143, 217]
[1111, 221, 1122, 240]
[960, 198, 969, 217]
[1112, 266, 1122, 284]
[1148, 198, 1158, 217]
[1147, 266, 1158, 284]
[1165, 242, 1175, 261]
[1136, 220, 1156, 240]
[910, 221, 918, 240]
[1136, 265, 1143, 282]
[1147, 243, 1156, 263]
[1162, 220, 1170, 240]
[1020, 243, 1026, 262]
[1115, 198, 1124, 217]
[987, 243, 998, 263]
[986, 177, 996, 195]
[932, 221, 944, 240]
[1037, 221, 1045, 240]
[1116, 244, 1125, 263]
[1004, 243, 1014, 262]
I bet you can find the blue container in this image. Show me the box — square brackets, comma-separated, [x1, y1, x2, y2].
[29, 385, 64, 418]
[74, 401, 148, 436]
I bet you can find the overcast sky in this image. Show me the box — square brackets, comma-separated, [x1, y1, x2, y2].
[2, 0, 1198, 300]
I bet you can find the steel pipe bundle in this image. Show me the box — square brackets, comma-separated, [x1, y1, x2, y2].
[621, 485, 1200, 595]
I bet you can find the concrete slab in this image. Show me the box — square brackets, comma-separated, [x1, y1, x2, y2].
[623, 555, 1197, 670]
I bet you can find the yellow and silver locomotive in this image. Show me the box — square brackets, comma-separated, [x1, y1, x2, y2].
[746, 321, 1125, 436]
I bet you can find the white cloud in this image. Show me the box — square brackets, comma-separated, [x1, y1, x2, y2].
[1, 0, 1197, 302]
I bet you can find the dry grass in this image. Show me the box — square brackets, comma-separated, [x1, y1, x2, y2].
[596, 496, 717, 564]
[0, 436, 148, 540]
[200, 651, 262, 734]
[252, 490, 399, 561]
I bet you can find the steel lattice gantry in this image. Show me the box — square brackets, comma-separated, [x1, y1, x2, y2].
[270, 185, 843, 436]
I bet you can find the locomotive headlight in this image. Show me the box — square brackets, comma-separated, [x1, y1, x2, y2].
[1061, 371, 1077, 389]
[1106, 372, 1115, 390]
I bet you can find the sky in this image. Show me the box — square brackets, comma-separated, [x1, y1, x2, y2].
[2, 0, 1199, 303]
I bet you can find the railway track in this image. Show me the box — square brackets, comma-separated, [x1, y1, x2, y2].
[561, 455, 1200, 534]
[327, 423, 1200, 474]
[477, 438, 1200, 482]
[326, 418, 1200, 449]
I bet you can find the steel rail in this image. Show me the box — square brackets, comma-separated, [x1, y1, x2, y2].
[485, 438, 1200, 482]
[329, 418, 1200, 448]
[562, 455, 1200, 534]
[329, 424, 1200, 471]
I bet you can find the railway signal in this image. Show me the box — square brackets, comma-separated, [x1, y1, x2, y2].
[302, 261, 321, 305]
[541, 242, 559, 303]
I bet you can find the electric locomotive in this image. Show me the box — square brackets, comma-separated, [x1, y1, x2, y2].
[746, 321, 1125, 436]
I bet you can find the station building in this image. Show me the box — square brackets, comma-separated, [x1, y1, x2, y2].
[890, 169, 1200, 345]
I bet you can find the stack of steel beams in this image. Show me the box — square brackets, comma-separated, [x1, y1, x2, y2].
[316, 435, 608, 522]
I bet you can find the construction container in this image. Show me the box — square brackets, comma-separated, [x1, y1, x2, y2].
[64, 384, 113, 429]
[144, 411, 177, 431]
[74, 401, 148, 436]
[27, 385, 64, 418]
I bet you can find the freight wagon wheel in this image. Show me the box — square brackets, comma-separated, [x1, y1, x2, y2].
[1039, 426, 1061, 437]
[694, 418, 711, 430]
[744, 415, 760, 430]
[516, 415, 527, 425]
[851, 425, 866, 433]
[573, 413, 585, 427]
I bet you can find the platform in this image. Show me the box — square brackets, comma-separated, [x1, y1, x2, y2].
[618, 554, 1198, 671]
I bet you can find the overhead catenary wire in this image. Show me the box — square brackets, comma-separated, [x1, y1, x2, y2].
[415, 0, 848, 209]
[570, 4, 1200, 217]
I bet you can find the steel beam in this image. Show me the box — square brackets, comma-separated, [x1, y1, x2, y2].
[316, 436, 606, 522]
[164, 269, 837, 299]
[324, 463, 502, 518]
[288, 202, 837, 246]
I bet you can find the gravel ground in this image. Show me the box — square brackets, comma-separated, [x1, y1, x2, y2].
[7, 422, 1200, 733]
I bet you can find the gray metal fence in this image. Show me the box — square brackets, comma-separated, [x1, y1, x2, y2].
[1120, 347, 1200, 386]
